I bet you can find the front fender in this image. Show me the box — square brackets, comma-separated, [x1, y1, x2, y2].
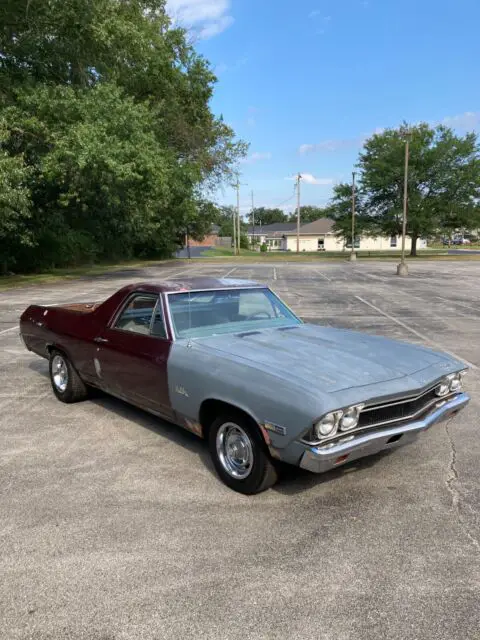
[167, 341, 328, 449]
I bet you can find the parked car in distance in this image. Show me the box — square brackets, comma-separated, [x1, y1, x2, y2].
[20, 279, 470, 494]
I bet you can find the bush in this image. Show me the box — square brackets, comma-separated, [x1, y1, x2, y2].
[260, 243, 268, 253]
[240, 234, 249, 250]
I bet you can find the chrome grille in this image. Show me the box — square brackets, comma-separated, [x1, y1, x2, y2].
[359, 385, 450, 429]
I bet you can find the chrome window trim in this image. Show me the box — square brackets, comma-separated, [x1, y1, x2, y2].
[148, 296, 169, 339]
[163, 286, 302, 340]
[109, 292, 159, 331]
[162, 292, 177, 342]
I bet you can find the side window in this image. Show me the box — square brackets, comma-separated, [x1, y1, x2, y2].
[114, 295, 157, 335]
[151, 301, 167, 338]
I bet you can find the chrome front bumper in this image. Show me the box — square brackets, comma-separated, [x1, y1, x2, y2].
[299, 392, 470, 474]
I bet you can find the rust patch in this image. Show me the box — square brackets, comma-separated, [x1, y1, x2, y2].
[259, 424, 272, 446]
[184, 419, 204, 437]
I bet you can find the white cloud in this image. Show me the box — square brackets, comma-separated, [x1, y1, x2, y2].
[441, 112, 480, 130]
[298, 127, 387, 155]
[299, 115, 480, 158]
[309, 9, 321, 18]
[299, 139, 361, 154]
[166, 0, 234, 39]
[240, 152, 272, 164]
[301, 173, 333, 185]
[285, 173, 333, 185]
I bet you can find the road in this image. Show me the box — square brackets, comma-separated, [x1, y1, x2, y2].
[1, 260, 479, 640]
[175, 246, 212, 258]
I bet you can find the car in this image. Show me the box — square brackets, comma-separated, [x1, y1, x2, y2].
[19, 279, 470, 494]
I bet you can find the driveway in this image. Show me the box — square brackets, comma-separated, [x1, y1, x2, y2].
[175, 246, 212, 258]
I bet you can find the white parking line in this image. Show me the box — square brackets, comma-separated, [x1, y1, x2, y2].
[273, 268, 277, 281]
[313, 270, 332, 282]
[223, 267, 237, 277]
[355, 296, 478, 370]
[0, 326, 17, 336]
[359, 272, 387, 282]
[435, 296, 480, 313]
[166, 267, 205, 279]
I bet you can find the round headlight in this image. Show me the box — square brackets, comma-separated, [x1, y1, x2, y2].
[340, 404, 364, 431]
[449, 373, 463, 392]
[314, 412, 339, 438]
[435, 379, 450, 397]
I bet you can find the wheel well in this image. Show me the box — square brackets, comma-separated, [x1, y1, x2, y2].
[199, 399, 260, 440]
[46, 344, 64, 357]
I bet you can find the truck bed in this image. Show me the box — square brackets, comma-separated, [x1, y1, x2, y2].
[55, 302, 100, 314]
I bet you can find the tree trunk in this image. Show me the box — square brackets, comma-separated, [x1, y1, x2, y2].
[410, 234, 418, 257]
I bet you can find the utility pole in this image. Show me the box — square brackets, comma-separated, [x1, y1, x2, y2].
[349, 172, 357, 261]
[296, 173, 302, 253]
[236, 178, 241, 254]
[185, 225, 191, 259]
[397, 130, 411, 276]
[251, 190, 255, 250]
[232, 201, 237, 256]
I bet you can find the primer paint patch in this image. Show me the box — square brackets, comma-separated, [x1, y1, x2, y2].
[94, 358, 102, 378]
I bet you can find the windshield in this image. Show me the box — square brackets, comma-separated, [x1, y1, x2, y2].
[167, 287, 301, 339]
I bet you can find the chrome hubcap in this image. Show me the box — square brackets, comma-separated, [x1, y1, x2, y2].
[216, 422, 254, 479]
[52, 355, 68, 393]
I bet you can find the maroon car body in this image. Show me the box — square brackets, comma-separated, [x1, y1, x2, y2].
[20, 278, 271, 422]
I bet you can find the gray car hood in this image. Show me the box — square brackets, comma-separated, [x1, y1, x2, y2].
[194, 324, 459, 394]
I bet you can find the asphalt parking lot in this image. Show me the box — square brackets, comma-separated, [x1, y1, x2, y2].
[1, 260, 480, 640]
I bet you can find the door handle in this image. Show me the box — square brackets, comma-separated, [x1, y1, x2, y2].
[94, 336, 109, 344]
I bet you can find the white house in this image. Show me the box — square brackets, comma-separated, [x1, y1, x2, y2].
[248, 219, 427, 252]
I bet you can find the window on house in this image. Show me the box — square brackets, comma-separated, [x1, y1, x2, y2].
[317, 239, 325, 251]
[390, 236, 397, 247]
[346, 236, 360, 249]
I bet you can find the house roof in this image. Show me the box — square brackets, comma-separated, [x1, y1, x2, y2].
[247, 222, 297, 235]
[284, 218, 334, 235]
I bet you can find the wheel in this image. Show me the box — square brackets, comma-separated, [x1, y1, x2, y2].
[208, 413, 278, 495]
[49, 350, 88, 403]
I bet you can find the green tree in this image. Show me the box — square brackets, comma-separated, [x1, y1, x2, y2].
[287, 205, 325, 224]
[214, 205, 236, 237]
[0, 139, 32, 273]
[326, 183, 373, 245]
[248, 207, 287, 226]
[359, 123, 480, 255]
[0, 0, 246, 272]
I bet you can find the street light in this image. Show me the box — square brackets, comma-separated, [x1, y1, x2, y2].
[397, 129, 411, 276]
[349, 171, 357, 262]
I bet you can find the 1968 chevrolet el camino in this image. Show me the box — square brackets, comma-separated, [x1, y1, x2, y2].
[20, 278, 470, 494]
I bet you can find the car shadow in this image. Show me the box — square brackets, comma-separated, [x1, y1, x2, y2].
[28, 360, 397, 494]
[272, 449, 396, 496]
[90, 393, 215, 473]
[28, 361, 215, 474]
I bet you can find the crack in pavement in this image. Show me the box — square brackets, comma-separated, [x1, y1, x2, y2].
[445, 419, 480, 552]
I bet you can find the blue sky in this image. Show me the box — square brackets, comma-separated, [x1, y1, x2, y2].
[167, 0, 480, 214]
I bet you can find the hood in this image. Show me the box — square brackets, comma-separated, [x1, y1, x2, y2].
[194, 324, 459, 394]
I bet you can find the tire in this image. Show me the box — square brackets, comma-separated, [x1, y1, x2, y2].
[49, 350, 88, 403]
[208, 412, 278, 495]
